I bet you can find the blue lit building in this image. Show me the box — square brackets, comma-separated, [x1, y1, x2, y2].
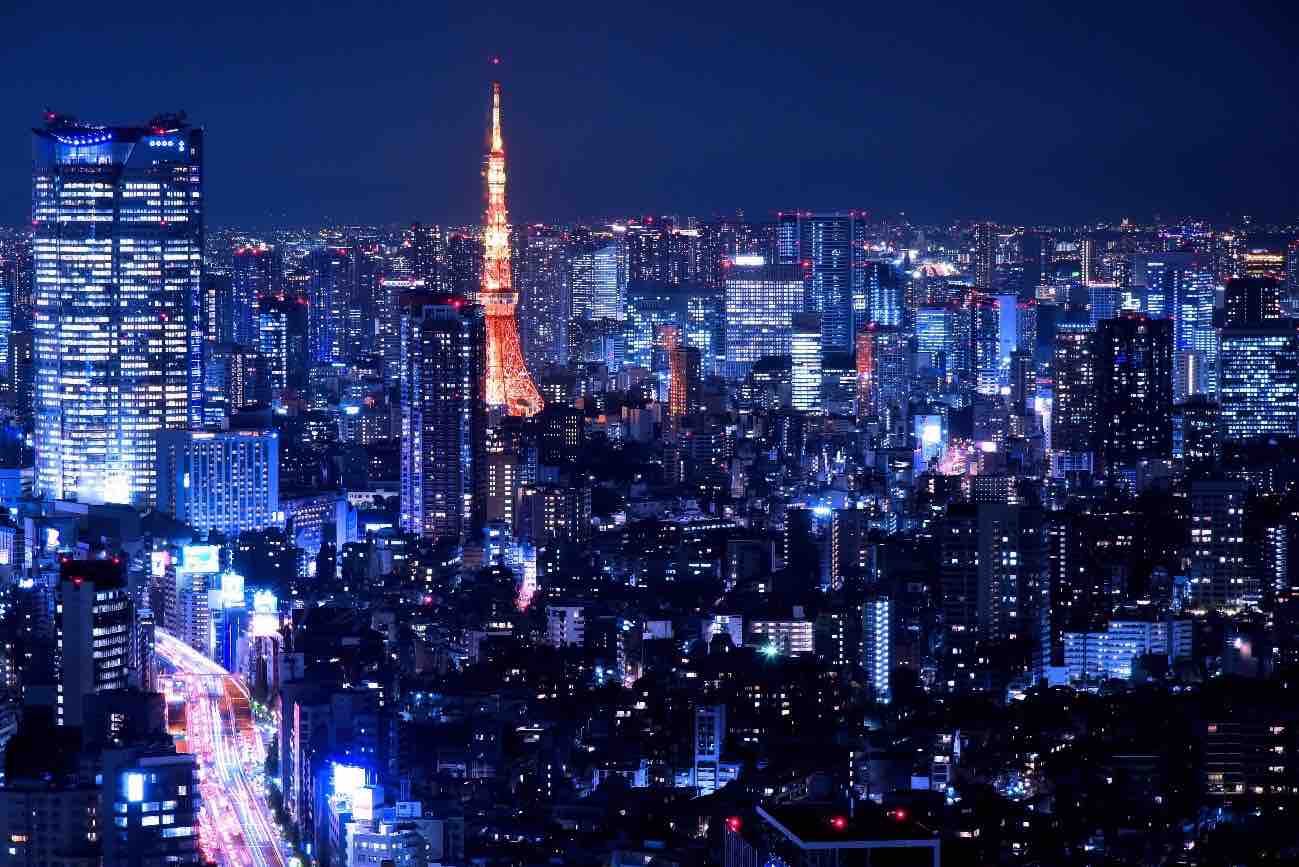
[33, 112, 203, 506]
[155, 429, 280, 539]
[1218, 322, 1299, 441]
[308, 246, 352, 364]
[778, 212, 867, 353]
[862, 594, 892, 704]
[231, 241, 272, 347]
[399, 294, 485, 542]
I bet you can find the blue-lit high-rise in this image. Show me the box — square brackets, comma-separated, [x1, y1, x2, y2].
[33, 113, 203, 507]
[399, 293, 486, 542]
[231, 241, 272, 346]
[308, 245, 351, 364]
[722, 256, 804, 379]
[779, 212, 866, 352]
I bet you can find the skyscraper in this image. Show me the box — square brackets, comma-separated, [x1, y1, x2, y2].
[231, 241, 272, 347]
[1050, 322, 1096, 476]
[973, 223, 996, 290]
[790, 313, 822, 413]
[307, 246, 351, 365]
[668, 344, 701, 421]
[779, 213, 866, 353]
[515, 224, 570, 371]
[570, 241, 625, 321]
[1223, 276, 1282, 328]
[1094, 315, 1173, 470]
[1217, 276, 1298, 441]
[479, 82, 543, 416]
[722, 257, 804, 379]
[399, 294, 486, 542]
[33, 113, 203, 507]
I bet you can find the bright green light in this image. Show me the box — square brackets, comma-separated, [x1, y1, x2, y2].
[761, 643, 779, 659]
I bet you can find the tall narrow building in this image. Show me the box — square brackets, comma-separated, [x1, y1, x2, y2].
[33, 113, 203, 506]
[399, 293, 486, 542]
[1094, 314, 1173, 470]
[480, 82, 543, 416]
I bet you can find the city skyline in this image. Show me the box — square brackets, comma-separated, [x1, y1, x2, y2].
[2, 1, 1298, 227]
[6, 6, 1299, 867]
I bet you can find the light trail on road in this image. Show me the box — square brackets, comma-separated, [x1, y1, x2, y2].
[155, 630, 287, 867]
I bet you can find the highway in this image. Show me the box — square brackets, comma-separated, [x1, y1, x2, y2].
[155, 630, 287, 867]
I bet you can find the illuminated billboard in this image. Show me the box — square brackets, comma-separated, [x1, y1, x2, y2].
[220, 572, 245, 608]
[331, 763, 366, 799]
[179, 544, 220, 574]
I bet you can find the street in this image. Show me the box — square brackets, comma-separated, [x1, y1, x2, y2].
[155, 630, 288, 867]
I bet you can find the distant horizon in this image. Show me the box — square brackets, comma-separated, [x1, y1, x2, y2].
[4, 0, 1298, 228]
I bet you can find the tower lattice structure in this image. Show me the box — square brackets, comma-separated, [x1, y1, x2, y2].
[480, 81, 544, 416]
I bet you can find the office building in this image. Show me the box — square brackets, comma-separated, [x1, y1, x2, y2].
[778, 213, 865, 352]
[515, 224, 570, 370]
[231, 241, 272, 347]
[399, 294, 486, 542]
[33, 113, 203, 506]
[1218, 322, 1299, 441]
[57, 559, 133, 727]
[790, 313, 822, 413]
[668, 344, 702, 421]
[102, 750, 202, 867]
[155, 430, 280, 539]
[1050, 322, 1096, 476]
[973, 222, 996, 289]
[307, 246, 351, 365]
[571, 242, 625, 321]
[1094, 315, 1173, 470]
[693, 704, 727, 796]
[722, 257, 804, 379]
[1223, 276, 1282, 328]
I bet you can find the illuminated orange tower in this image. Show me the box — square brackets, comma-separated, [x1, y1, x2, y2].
[480, 80, 544, 416]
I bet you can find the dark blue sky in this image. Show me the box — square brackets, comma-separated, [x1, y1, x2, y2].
[2, 0, 1296, 226]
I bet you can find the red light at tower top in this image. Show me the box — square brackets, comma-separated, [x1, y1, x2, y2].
[725, 816, 742, 833]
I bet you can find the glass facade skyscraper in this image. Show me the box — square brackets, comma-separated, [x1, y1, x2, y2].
[571, 241, 625, 321]
[33, 113, 203, 506]
[723, 257, 804, 380]
[777, 212, 866, 353]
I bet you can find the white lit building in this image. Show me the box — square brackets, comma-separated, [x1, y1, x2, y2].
[790, 312, 822, 413]
[33, 114, 203, 507]
[723, 258, 805, 379]
[862, 594, 893, 704]
[1062, 619, 1192, 683]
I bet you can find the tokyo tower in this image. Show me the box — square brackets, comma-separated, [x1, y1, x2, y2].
[479, 80, 544, 416]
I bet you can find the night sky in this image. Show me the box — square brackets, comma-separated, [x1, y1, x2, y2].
[2, 0, 1296, 227]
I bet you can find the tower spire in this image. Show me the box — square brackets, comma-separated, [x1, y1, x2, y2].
[491, 81, 503, 153]
[478, 76, 543, 417]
